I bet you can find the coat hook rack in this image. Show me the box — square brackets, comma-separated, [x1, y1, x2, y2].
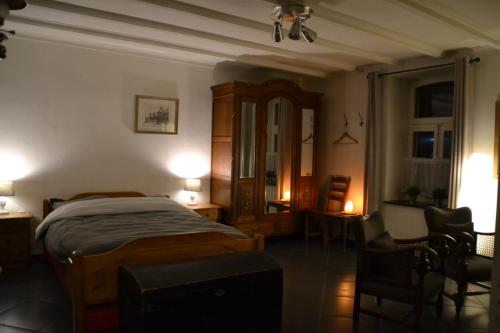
[358, 112, 364, 127]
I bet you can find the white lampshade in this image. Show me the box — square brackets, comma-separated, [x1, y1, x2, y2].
[0, 182, 14, 196]
[184, 178, 201, 192]
[344, 200, 354, 213]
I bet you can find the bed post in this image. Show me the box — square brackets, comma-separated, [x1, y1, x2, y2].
[70, 251, 86, 333]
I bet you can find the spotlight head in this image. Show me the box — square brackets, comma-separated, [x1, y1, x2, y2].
[0, 44, 6, 60]
[272, 21, 283, 42]
[288, 18, 301, 41]
[300, 25, 317, 43]
[0, 32, 9, 42]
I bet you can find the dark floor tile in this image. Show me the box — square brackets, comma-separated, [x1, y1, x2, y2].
[0, 295, 25, 314]
[38, 306, 72, 333]
[0, 324, 37, 333]
[0, 300, 69, 331]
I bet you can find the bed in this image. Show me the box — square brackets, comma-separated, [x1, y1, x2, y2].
[38, 192, 264, 333]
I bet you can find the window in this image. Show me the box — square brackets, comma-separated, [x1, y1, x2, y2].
[413, 131, 435, 158]
[415, 81, 454, 118]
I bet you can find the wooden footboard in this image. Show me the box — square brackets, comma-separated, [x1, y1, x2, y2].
[68, 232, 264, 333]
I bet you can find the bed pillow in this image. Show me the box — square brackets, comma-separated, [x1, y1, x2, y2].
[50, 195, 109, 210]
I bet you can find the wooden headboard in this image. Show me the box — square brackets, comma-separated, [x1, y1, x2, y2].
[42, 191, 146, 218]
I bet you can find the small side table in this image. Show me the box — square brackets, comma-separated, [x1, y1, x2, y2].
[0, 212, 32, 271]
[186, 204, 221, 223]
[305, 210, 362, 252]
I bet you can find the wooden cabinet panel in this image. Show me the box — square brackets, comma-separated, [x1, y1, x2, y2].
[0, 213, 31, 271]
[238, 182, 255, 219]
[212, 96, 234, 137]
[299, 176, 314, 209]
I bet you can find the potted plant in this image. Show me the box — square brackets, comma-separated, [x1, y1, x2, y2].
[432, 188, 448, 208]
[406, 185, 420, 204]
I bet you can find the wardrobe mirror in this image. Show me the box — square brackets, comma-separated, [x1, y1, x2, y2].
[301, 108, 314, 177]
[239, 102, 256, 178]
[264, 97, 293, 214]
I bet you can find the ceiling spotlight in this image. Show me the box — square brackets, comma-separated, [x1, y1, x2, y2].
[272, 21, 283, 43]
[271, 1, 317, 43]
[0, 45, 6, 60]
[288, 18, 301, 41]
[300, 25, 317, 44]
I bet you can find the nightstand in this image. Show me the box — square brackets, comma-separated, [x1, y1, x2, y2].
[187, 204, 221, 223]
[0, 212, 32, 271]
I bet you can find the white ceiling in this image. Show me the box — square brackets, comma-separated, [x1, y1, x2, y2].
[4, 0, 500, 77]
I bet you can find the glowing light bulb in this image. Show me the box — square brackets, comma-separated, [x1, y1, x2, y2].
[283, 190, 291, 201]
[344, 200, 354, 213]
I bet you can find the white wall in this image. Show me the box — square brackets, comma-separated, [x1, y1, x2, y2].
[0, 38, 215, 246]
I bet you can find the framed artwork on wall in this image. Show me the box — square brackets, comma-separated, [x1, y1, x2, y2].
[135, 95, 179, 134]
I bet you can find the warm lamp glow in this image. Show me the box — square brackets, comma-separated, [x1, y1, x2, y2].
[169, 154, 210, 179]
[0, 152, 31, 181]
[283, 190, 291, 201]
[0, 181, 14, 215]
[184, 178, 201, 206]
[344, 200, 354, 213]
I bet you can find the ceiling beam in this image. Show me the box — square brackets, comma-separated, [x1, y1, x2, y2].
[263, 0, 442, 58]
[144, 0, 394, 64]
[385, 0, 500, 49]
[6, 15, 328, 77]
[21, 0, 354, 71]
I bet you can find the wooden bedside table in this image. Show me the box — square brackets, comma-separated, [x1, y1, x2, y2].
[186, 204, 221, 223]
[0, 212, 32, 271]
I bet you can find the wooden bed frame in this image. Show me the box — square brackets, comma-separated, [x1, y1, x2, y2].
[42, 192, 264, 333]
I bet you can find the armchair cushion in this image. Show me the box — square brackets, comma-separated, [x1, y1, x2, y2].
[445, 255, 492, 282]
[443, 222, 474, 235]
[370, 232, 397, 250]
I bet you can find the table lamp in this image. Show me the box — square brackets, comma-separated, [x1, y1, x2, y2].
[184, 178, 201, 206]
[0, 181, 14, 215]
[344, 200, 354, 214]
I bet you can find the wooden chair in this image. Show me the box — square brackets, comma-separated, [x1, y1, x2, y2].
[424, 206, 494, 315]
[304, 175, 354, 250]
[352, 211, 455, 328]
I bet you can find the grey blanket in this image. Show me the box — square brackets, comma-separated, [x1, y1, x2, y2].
[43, 203, 246, 263]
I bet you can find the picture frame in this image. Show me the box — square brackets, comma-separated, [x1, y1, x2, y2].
[135, 95, 179, 134]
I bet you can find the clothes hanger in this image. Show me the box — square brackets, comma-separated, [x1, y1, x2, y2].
[333, 113, 359, 144]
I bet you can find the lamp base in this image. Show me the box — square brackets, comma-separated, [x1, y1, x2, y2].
[0, 209, 9, 215]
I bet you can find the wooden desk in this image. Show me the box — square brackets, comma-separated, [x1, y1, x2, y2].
[0, 212, 32, 271]
[305, 210, 362, 252]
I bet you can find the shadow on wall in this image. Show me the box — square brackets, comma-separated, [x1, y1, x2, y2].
[213, 61, 301, 85]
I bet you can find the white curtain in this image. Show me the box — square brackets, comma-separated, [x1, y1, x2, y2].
[401, 159, 451, 198]
[364, 72, 383, 213]
[449, 57, 474, 208]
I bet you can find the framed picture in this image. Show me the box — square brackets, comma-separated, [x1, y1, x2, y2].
[135, 95, 179, 134]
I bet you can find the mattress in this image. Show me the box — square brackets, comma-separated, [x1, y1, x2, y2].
[35, 197, 246, 263]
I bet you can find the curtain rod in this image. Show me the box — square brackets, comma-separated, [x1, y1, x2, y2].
[377, 57, 480, 78]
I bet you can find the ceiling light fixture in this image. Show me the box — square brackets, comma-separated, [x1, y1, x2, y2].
[271, 1, 316, 43]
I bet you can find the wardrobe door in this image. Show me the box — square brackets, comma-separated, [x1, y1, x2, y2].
[299, 108, 315, 209]
[263, 97, 294, 215]
[236, 101, 257, 221]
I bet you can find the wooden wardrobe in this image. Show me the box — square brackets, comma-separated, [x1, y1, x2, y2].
[211, 79, 322, 236]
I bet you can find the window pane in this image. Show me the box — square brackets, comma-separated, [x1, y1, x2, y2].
[413, 131, 434, 158]
[443, 130, 452, 159]
[415, 82, 454, 118]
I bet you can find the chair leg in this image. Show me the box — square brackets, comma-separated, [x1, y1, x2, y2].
[436, 292, 443, 318]
[415, 299, 423, 327]
[376, 296, 382, 308]
[455, 281, 468, 316]
[304, 214, 310, 241]
[353, 285, 361, 325]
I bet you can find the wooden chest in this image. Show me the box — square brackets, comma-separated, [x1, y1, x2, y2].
[118, 251, 283, 333]
[0, 212, 31, 271]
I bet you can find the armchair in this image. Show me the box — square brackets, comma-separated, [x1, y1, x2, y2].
[424, 206, 494, 315]
[352, 211, 455, 328]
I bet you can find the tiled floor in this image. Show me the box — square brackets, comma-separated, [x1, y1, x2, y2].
[0, 237, 490, 333]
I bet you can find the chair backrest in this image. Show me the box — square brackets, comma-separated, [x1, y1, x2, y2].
[352, 211, 386, 248]
[424, 206, 473, 235]
[326, 175, 351, 212]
